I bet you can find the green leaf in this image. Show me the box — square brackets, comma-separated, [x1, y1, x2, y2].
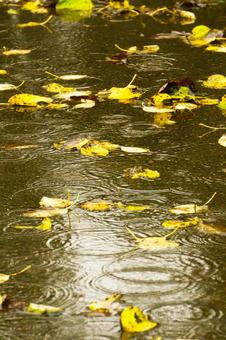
[56, 0, 93, 11]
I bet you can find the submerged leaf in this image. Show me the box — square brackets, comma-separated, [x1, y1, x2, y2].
[43, 83, 75, 93]
[88, 294, 122, 314]
[120, 306, 157, 333]
[26, 303, 63, 315]
[40, 196, 71, 209]
[203, 74, 226, 89]
[23, 208, 69, 218]
[8, 94, 52, 107]
[162, 217, 201, 229]
[218, 134, 226, 147]
[14, 218, 52, 231]
[169, 204, 208, 214]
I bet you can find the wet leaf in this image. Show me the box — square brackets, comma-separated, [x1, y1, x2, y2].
[137, 236, 179, 250]
[17, 15, 53, 29]
[152, 93, 172, 107]
[56, 0, 93, 11]
[203, 74, 226, 89]
[153, 112, 176, 127]
[195, 97, 218, 106]
[43, 83, 75, 93]
[120, 146, 150, 154]
[22, 1, 48, 14]
[115, 44, 159, 54]
[80, 140, 119, 157]
[2, 144, 39, 150]
[23, 208, 69, 218]
[206, 42, 226, 53]
[118, 204, 150, 212]
[0, 265, 31, 284]
[54, 137, 90, 151]
[46, 103, 68, 109]
[26, 303, 63, 315]
[218, 95, 226, 110]
[162, 217, 201, 229]
[0, 70, 7, 75]
[3, 49, 32, 56]
[80, 199, 116, 212]
[120, 306, 157, 333]
[14, 218, 52, 231]
[8, 93, 52, 107]
[88, 293, 122, 314]
[169, 204, 208, 214]
[0, 82, 22, 91]
[142, 105, 174, 113]
[40, 195, 72, 209]
[74, 99, 95, 109]
[54, 90, 92, 101]
[218, 134, 226, 147]
[124, 166, 160, 180]
[108, 86, 141, 101]
[0, 294, 8, 309]
[188, 25, 223, 47]
[46, 71, 88, 80]
[174, 102, 198, 110]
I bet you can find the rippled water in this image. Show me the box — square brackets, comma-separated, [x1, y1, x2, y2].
[0, 1, 226, 339]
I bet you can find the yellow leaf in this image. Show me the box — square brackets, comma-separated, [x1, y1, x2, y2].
[169, 204, 208, 214]
[43, 83, 75, 93]
[54, 90, 92, 100]
[203, 74, 226, 89]
[88, 294, 122, 314]
[174, 102, 198, 110]
[115, 43, 159, 54]
[108, 86, 141, 100]
[22, 1, 48, 14]
[55, 137, 90, 151]
[153, 112, 176, 127]
[80, 199, 115, 212]
[3, 49, 32, 56]
[74, 99, 95, 109]
[218, 134, 226, 147]
[0, 70, 7, 75]
[26, 303, 63, 315]
[142, 105, 174, 113]
[15, 218, 52, 231]
[162, 217, 201, 229]
[195, 97, 219, 106]
[120, 306, 157, 333]
[39, 196, 72, 209]
[206, 43, 226, 53]
[80, 140, 119, 157]
[0, 265, 31, 284]
[8, 93, 52, 107]
[119, 204, 150, 212]
[47, 103, 68, 109]
[120, 146, 150, 153]
[191, 25, 210, 39]
[152, 93, 172, 107]
[124, 167, 160, 180]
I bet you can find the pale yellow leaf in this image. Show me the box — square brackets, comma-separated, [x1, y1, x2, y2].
[14, 218, 52, 231]
[80, 199, 115, 212]
[3, 49, 32, 56]
[74, 99, 95, 108]
[218, 134, 226, 147]
[162, 217, 201, 229]
[26, 303, 63, 315]
[40, 196, 71, 209]
[88, 294, 122, 314]
[120, 146, 150, 153]
[23, 208, 68, 218]
[169, 204, 208, 214]
[43, 83, 75, 93]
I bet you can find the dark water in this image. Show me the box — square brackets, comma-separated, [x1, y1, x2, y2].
[0, 1, 226, 339]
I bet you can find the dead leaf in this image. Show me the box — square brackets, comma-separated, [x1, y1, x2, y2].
[218, 134, 226, 147]
[203, 74, 226, 89]
[0, 265, 31, 284]
[43, 83, 75, 93]
[162, 217, 201, 229]
[124, 166, 160, 180]
[88, 294, 122, 315]
[3, 49, 32, 56]
[80, 199, 116, 212]
[120, 146, 150, 153]
[120, 306, 157, 333]
[0, 70, 7, 75]
[39, 195, 72, 209]
[8, 93, 52, 107]
[26, 302, 63, 315]
[23, 208, 69, 218]
[169, 204, 208, 214]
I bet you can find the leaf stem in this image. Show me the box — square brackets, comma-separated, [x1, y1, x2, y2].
[10, 264, 31, 277]
[125, 226, 140, 241]
[126, 74, 137, 87]
[203, 192, 217, 206]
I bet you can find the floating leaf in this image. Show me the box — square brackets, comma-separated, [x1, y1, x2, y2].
[115, 43, 159, 54]
[14, 218, 52, 231]
[188, 25, 223, 47]
[120, 306, 157, 333]
[203, 74, 226, 89]
[74, 99, 95, 109]
[21, 1, 48, 14]
[218, 95, 226, 110]
[120, 146, 150, 154]
[88, 294, 122, 314]
[8, 93, 52, 107]
[40, 195, 72, 209]
[0, 294, 8, 308]
[153, 112, 176, 127]
[43, 83, 75, 93]
[118, 204, 150, 212]
[162, 217, 201, 229]
[218, 134, 226, 147]
[23, 208, 69, 218]
[169, 204, 208, 214]
[174, 102, 198, 110]
[80, 199, 116, 212]
[108, 86, 141, 101]
[54, 137, 90, 151]
[0, 70, 7, 75]
[0, 81, 24, 91]
[2, 144, 39, 150]
[124, 166, 160, 180]
[199, 221, 226, 235]
[54, 90, 92, 100]
[46, 71, 88, 81]
[3, 49, 32, 56]
[0, 265, 31, 284]
[17, 15, 53, 29]
[80, 140, 119, 157]
[206, 40, 226, 53]
[26, 303, 63, 315]
[56, 0, 93, 11]
[142, 105, 174, 113]
[47, 103, 68, 109]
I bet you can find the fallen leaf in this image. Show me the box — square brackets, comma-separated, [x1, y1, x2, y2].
[2, 144, 39, 150]
[88, 294, 122, 314]
[26, 303, 63, 315]
[203, 74, 226, 89]
[0, 265, 31, 284]
[206, 40, 226, 53]
[174, 102, 198, 110]
[21, 1, 48, 14]
[118, 204, 150, 212]
[3, 49, 32, 56]
[0, 82, 23, 91]
[80, 199, 116, 211]
[46, 103, 68, 109]
[120, 306, 157, 333]
[199, 221, 226, 235]
[218, 134, 226, 147]
[124, 166, 160, 180]
[169, 204, 208, 214]
[40, 195, 72, 209]
[54, 137, 90, 151]
[43, 83, 75, 93]
[162, 217, 201, 229]
[23, 208, 69, 218]
[80, 140, 119, 157]
[120, 146, 150, 153]
[56, 0, 93, 11]
[74, 99, 95, 108]
[0, 294, 8, 309]
[46, 71, 88, 80]
[115, 43, 159, 54]
[153, 112, 176, 127]
[54, 90, 92, 100]
[188, 25, 223, 47]
[142, 105, 174, 113]
[14, 218, 52, 231]
[0, 70, 7, 75]
[8, 93, 52, 107]
[108, 86, 141, 101]
[218, 95, 226, 110]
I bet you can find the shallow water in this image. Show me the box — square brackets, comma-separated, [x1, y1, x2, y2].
[0, 1, 226, 339]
